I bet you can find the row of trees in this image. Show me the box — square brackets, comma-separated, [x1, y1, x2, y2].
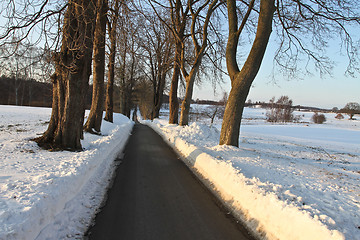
[0, 0, 359, 150]
[0, 43, 53, 106]
[0, 76, 53, 107]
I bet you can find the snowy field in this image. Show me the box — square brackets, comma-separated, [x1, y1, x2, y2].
[146, 104, 360, 240]
[0, 104, 359, 240]
[0, 105, 133, 240]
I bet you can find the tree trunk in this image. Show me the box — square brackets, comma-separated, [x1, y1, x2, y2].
[179, 67, 199, 126]
[38, 72, 60, 144]
[34, 0, 95, 150]
[104, 0, 119, 123]
[104, 36, 115, 122]
[119, 33, 128, 116]
[177, 0, 217, 126]
[168, 44, 181, 124]
[125, 87, 132, 118]
[152, 73, 165, 119]
[84, 0, 108, 134]
[132, 104, 138, 122]
[220, 0, 275, 147]
[119, 86, 125, 115]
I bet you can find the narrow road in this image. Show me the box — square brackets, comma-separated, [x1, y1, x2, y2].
[86, 124, 255, 240]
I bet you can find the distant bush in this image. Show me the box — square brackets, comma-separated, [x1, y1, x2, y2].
[266, 96, 295, 122]
[332, 107, 339, 112]
[312, 112, 326, 124]
[335, 113, 344, 119]
[189, 105, 225, 124]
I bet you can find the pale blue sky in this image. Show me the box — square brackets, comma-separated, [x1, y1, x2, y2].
[1, 5, 358, 110]
[193, 39, 360, 110]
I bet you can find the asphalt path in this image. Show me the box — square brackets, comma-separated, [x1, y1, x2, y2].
[86, 124, 255, 240]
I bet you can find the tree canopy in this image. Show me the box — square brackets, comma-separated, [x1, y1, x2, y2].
[0, 0, 359, 149]
[342, 102, 360, 119]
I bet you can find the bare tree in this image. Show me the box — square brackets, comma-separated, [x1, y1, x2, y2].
[136, 77, 154, 120]
[342, 102, 360, 120]
[220, 0, 360, 147]
[167, 0, 190, 124]
[145, 0, 225, 124]
[104, 0, 121, 123]
[84, 0, 108, 134]
[116, 2, 143, 118]
[35, 0, 96, 150]
[0, 1, 66, 51]
[179, 0, 222, 126]
[266, 96, 294, 122]
[0, 43, 46, 106]
[220, 0, 274, 146]
[139, 13, 174, 120]
[146, 0, 191, 124]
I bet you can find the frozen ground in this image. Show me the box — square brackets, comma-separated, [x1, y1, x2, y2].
[0, 105, 133, 240]
[0, 104, 359, 240]
[146, 105, 360, 240]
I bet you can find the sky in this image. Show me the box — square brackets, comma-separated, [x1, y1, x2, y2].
[1, 3, 358, 110]
[192, 38, 360, 110]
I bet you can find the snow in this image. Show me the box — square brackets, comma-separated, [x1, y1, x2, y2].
[1, 103, 359, 240]
[0, 105, 134, 240]
[145, 105, 360, 240]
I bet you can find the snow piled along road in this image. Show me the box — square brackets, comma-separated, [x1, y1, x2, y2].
[1, 104, 359, 240]
[0, 105, 133, 240]
[145, 107, 360, 240]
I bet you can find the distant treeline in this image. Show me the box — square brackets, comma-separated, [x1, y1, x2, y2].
[247, 102, 333, 112]
[0, 76, 53, 107]
[0, 76, 118, 111]
[194, 99, 335, 112]
[260, 103, 334, 113]
[0, 76, 174, 112]
[0, 76, 335, 113]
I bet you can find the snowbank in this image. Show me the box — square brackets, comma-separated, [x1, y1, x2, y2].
[145, 115, 358, 240]
[0, 105, 133, 240]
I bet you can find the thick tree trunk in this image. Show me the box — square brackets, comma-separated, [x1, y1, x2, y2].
[168, 0, 190, 124]
[119, 33, 128, 116]
[34, 0, 95, 150]
[104, 39, 115, 122]
[179, 79, 193, 126]
[179, 67, 199, 126]
[177, 0, 217, 126]
[39, 72, 60, 144]
[220, 0, 275, 147]
[169, 44, 181, 124]
[125, 89, 132, 118]
[120, 85, 132, 118]
[152, 72, 166, 119]
[104, 0, 119, 123]
[119, 86, 125, 115]
[153, 84, 164, 119]
[84, 0, 107, 133]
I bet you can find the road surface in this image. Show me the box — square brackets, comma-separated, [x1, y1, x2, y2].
[86, 124, 255, 240]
